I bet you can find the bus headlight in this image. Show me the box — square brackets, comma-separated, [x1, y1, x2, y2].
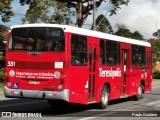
[54, 71, 61, 79]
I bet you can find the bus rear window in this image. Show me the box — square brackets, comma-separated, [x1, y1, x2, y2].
[9, 27, 65, 52]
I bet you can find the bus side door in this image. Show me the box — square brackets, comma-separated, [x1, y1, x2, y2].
[121, 50, 130, 95]
[88, 45, 97, 102]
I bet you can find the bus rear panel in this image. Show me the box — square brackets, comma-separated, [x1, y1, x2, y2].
[4, 26, 69, 101]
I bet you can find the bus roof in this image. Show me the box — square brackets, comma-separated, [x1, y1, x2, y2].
[10, 24, 151, 47]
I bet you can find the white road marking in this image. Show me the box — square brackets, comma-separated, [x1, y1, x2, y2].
[148, 101, 160, 105]
[78, 112, 116, 120]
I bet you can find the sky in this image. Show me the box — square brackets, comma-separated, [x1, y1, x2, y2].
[84, 0, 160, 39]
[0, 0, 160, 39]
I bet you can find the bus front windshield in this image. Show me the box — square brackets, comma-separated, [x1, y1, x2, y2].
[9, 27, 65, 52]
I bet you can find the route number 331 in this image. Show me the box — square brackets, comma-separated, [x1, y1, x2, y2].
[7, 61, 16, 67]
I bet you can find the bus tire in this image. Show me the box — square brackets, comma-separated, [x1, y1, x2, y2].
[98, 85, 110, 109]
[133, 83, 143, 101]
[48, 100, 68, 107]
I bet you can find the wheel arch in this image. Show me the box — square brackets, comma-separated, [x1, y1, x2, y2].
[98, 82, 111, 102]
[103, 82, 111, 93]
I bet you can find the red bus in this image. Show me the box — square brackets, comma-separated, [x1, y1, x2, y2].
[4, 24, 152, 109]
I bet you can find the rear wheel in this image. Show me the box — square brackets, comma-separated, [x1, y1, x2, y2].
[98, 85, 110, 109]
[133, 83, 143, 101]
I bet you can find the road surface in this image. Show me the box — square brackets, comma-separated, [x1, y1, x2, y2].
[0, 80, 160, 120]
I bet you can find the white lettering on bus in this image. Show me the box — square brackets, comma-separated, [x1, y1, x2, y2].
[99, 68, 121, 78]
[7, 61, 16, 67]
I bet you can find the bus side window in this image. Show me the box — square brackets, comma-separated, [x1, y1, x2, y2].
[100, 40, 105, 65]
[139, 46, 146, 66]
[106, 40, 119, 66]
[71, 34, 88, 65]
[132, 45, 139, 66]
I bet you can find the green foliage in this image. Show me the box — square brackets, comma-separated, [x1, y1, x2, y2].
[153, 29, 160, 39]
[149, 39, 160, 68]
[22, 0, 75, 24]
[0, 25, 7, 50]
[0, 82, 3, 92]
[115, 24, 144, 40]
[0, 52, 5, 61]
[19, 0, 130, 27]
[96, 14, 113, 34]
[0, 0, 14, 22]
[132, 31, 144, 40]
[109, 0, 129, 16]
[0, 25, 7, 42]
[0, 0, 13, 47]
[153, 70, 160, 79]
[0, 70, 4, 83]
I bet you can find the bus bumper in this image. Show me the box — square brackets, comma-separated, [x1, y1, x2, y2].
[3, 86, 69, 102]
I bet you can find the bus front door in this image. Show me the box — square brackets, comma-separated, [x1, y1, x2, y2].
[88, 46, 97, 102]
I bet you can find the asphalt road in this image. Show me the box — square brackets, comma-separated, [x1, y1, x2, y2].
[0, 80, 160, 120]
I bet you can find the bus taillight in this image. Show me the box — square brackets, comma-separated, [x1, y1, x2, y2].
[4, 71, 9, 80]
[60, 74, 66, 84]
[60, 79, 65, 84]
[4, 71, 12, 88]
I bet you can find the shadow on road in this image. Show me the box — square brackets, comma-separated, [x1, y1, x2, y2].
[0, 97, 136, 117]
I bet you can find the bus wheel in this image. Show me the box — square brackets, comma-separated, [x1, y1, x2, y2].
[48, 100, 68, 107]
[133, 83, 143, 101]
[99, 85, 110, 109]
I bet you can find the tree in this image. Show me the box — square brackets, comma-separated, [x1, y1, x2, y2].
[0, 0, 13, 67]
[115, 24, 144, 40]
[148, 39, 160, 70]
[132, 31, 144, 40]
[153, 29, 160, 39]
[115, 24, 132, 38]
[0, 0, 14, 22]
[22, 0, 75, 24]
[19, 0, 130, 27]
[95, 14, 113, 34]
[0, 0, 13, 40]
[0, 25, 7, 42]
[0, 0, 13, 45]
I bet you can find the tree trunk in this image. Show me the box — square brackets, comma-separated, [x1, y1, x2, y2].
[76, 0, 83, 27]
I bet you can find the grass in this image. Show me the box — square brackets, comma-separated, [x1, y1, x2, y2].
[0, 70, 4, 92]
[0, 82, 3, 92]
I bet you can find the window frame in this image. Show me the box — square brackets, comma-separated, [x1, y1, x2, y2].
[106, 40, 120, 66]
[131, 45, 146, 66]
[100, 39, 105, 65]
[9, 27, 65, 52]
[71, 34, 88, 66]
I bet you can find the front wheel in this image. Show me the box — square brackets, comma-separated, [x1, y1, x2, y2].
[133, 83, 143, 101]
[98, 85, 110, 109]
